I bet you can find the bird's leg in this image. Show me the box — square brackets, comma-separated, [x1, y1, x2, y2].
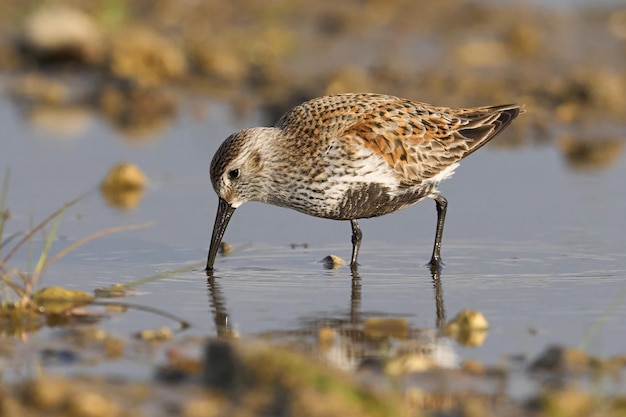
[350, 219, 362, 272]
[428, 195, 448, 270]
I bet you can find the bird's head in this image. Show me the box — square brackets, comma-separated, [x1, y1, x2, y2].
[210, 128, 273, 208]
[206, 128, 275, 273]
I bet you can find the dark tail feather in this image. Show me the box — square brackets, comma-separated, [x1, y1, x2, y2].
[460, 105, 523, 157]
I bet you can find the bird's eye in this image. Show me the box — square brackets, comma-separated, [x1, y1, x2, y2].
[227, 169, 240, 180]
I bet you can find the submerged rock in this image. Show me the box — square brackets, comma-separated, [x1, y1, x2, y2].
[33, 286, 95, 315]
[321, 254, 344, 269]
[101, 163, 146, 191]
[445, 309, 489, 347]
[100, 163, 146, 209]
[136, 326, 173, 342]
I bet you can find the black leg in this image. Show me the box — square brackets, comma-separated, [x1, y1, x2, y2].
[428, 194, 447, 269]
[349, 270, 361, 324]
[350, 219, 362, 272]
[430, 266, 446, 329]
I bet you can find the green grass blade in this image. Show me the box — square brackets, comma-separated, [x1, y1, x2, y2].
[125, 261, 203, 287]
[0, 168, 10, 258]
[1, 232, 23, 251]
[579, 286, 626, 351]
[0, 192, 87, 267]
[32, 208, 65, 282]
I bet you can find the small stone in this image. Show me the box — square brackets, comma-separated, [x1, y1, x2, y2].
[100, 163, 146, 209]
[102, 163, 146, 191]
[34, 286, 94, 302]
[446, 309, 489, 330]
[451, 329, 487, 347]
[136, 326, 172, 342]
[445, 309, 489, 347]
[448, 309, 489, 330]
[321, 255, 344, 269]
[33, 286, 94, 314]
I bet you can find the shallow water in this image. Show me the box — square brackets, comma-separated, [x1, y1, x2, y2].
[2, 93, 626, 395]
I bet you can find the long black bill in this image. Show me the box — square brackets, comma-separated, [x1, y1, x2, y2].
[206, 198, 236, 273]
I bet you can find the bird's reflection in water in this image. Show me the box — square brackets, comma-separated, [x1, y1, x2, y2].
[205, 266, 452, 371]
[205, 275, 232, 337]
[348, 267, 445, 329]
[430, 265, 446, 329]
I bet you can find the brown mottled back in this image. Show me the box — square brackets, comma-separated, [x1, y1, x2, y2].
[277, 93, 522, 186]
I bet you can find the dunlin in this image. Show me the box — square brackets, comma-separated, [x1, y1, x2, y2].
[206, 93, 522, 273]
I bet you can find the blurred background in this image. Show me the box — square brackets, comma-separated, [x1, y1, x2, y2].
[1, 0, 626, 405]
[0, 0, 624, 153]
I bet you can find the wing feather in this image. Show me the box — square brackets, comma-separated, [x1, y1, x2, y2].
[276, 93, 522, 187]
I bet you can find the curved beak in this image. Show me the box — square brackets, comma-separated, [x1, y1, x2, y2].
[206, 198, 236, 273]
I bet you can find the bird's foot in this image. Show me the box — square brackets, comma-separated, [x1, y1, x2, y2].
[427, 257, 444, 275]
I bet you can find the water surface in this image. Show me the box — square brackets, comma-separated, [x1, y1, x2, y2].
[2, 95, 626, 393]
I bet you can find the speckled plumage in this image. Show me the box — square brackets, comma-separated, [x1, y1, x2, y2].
[207, 93, 523, 272]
